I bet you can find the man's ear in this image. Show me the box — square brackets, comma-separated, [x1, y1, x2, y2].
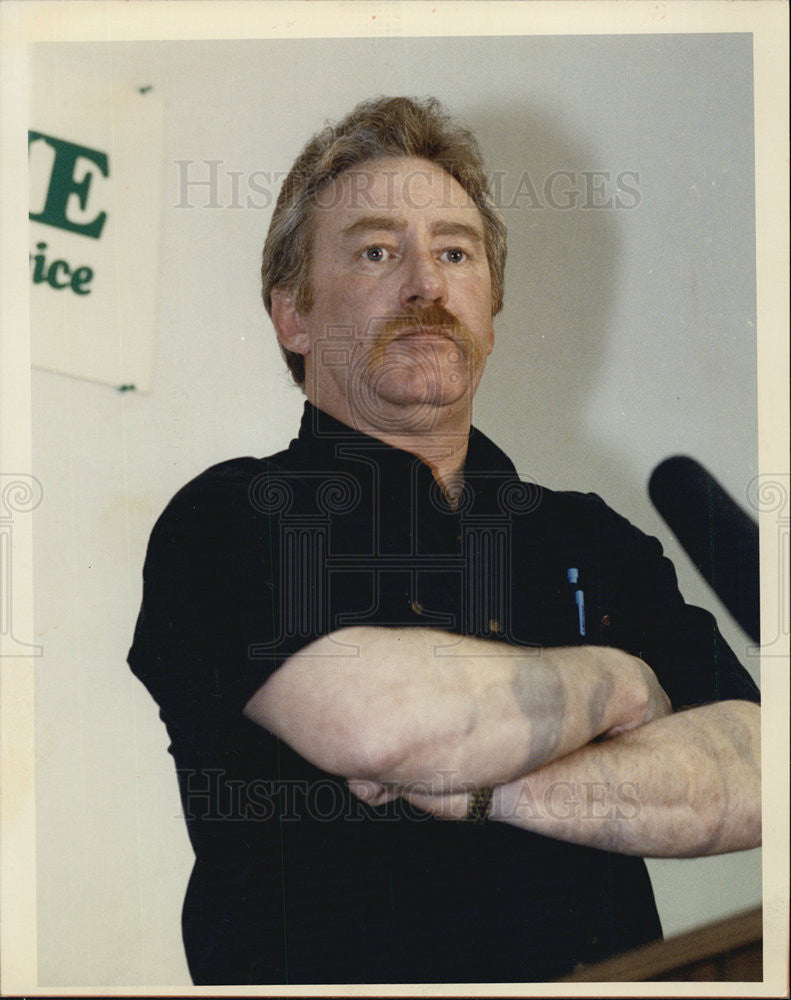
[485, 322, 495, 356]
[270, 287, 310, 357]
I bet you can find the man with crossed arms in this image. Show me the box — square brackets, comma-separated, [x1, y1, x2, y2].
[129, 96, 761, 984]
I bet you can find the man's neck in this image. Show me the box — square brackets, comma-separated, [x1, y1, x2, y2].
[310, 395, 472, 498]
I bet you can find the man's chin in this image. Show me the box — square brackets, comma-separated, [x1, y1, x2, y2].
[348, 373, 473, 431]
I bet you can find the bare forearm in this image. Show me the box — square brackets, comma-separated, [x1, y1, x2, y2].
[400, 700, 760, 858]
[244, 626, 669, 787]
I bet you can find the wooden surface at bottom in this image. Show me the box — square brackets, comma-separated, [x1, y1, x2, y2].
[558, 906, 763, 982]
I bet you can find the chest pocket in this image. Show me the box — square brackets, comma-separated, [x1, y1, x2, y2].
[503, 556, 637, 653]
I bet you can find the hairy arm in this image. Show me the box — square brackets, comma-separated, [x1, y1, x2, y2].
[243, 626, 670, 788]
[389, 699, 761, 857]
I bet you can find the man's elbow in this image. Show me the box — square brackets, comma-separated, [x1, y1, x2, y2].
[706, 700, 762, 854]
[690, 799, 762, 857]
[243, 668, 400, 779]
[687, 769, 762, 857]
[297, 712, 404, 780]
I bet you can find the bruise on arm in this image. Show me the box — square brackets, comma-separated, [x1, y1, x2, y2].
[509, 659, 620, 774]
[510, 659, 565, 773]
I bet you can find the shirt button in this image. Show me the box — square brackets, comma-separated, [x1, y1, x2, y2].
[410, 600, 424, 616]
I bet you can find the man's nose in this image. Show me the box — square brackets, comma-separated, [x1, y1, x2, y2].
[399, 251, 447, 309]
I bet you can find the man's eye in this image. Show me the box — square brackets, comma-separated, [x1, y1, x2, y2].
[442, 248, 467, 263]
[363, 246, 389, 262]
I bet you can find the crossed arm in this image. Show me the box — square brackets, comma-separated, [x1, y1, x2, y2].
[243, 626, 761, 858]
[375, 698, 761, 857]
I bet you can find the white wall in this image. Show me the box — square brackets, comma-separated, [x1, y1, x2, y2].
[31, 33, 761, 986]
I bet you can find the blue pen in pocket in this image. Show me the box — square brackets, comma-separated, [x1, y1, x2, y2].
[566, 567, 586, 637]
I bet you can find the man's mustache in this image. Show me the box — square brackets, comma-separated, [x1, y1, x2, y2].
[370, 304, 482, 362]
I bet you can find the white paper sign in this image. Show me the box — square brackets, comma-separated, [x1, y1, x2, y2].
[28, 53, 164, 391]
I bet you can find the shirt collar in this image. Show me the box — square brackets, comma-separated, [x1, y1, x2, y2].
[291, 402, 519, 482]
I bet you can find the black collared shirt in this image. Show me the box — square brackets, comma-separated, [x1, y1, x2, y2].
[129, 403, 759, 985]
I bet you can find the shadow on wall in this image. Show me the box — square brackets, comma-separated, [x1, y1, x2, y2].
[469, 103, 633, 499]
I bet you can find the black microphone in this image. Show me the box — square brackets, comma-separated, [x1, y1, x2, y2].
[648, 455, 760, 643]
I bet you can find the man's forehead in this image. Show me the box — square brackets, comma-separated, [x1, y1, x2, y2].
[315, 156, 479, 221]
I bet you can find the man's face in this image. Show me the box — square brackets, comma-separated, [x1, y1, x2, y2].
[276, 156, 495, 433]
